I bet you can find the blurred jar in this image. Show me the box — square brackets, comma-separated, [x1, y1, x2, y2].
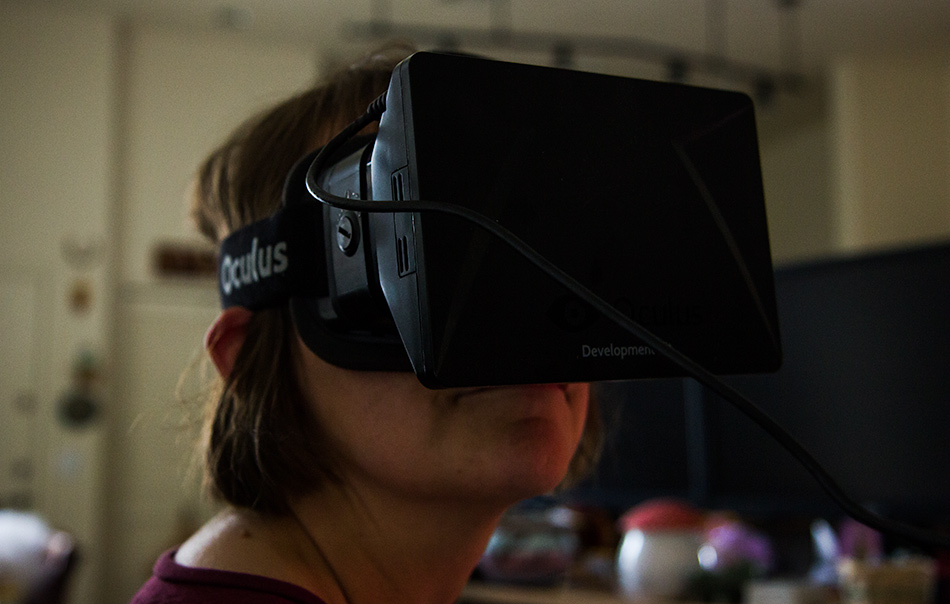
[616, 498, 705, 599]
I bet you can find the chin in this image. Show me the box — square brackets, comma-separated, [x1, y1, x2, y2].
[500, 385, 587, 493]
[490, 427, 577, 499]
[493, 470, 570, 505]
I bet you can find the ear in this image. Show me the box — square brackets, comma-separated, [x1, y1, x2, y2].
[204, 307, 254, 378]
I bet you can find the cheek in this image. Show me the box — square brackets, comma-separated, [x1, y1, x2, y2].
[296, 357, 442, 477]
[571, 384, 591, 429]
[555, 383, 593, 467]
[552, 383, 590, 455]
[295, 337, 593, 499]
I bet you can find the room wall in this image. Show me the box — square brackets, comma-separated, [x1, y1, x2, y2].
[831, 51, 950, 251]
[1, 3, 948, 604]
[119, 25, 319, 284]
[756, 49, 950, 265]
[104, 22, 318, 602]
[0, 5, 115, 603]
[759, 116, 836, 264]
[0, 4, 318, 603]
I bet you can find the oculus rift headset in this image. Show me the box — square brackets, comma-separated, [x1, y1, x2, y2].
[219, 53, 950, 553]
[218, 51, 782, 389]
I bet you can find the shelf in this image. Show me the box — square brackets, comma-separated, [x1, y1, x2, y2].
[460, 582, 630, 604]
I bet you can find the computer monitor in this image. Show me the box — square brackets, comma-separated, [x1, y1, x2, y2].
[568, 242, 950, 532]
[703, 241, 950, 525]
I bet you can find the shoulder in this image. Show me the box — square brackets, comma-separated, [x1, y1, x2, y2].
[172, 508, 328, 597]
[130, 548, 329, 604]
[174, 508, 259, 571]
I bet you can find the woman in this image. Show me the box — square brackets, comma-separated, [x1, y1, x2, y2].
[131, 45, 599, 604]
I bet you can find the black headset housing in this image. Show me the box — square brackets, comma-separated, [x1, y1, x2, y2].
[219, 52, 781, 388]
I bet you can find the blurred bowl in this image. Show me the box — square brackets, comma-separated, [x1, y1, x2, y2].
[479, 506, 580, 585]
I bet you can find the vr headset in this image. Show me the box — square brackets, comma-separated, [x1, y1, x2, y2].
[219, 51, 782, 388]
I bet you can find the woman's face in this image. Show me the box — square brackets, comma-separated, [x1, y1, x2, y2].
[294, 335, 590, 504]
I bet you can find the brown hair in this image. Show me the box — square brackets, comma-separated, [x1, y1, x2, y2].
[192, 44, 600, 514]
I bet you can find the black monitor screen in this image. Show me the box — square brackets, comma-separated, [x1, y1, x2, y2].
[568, 242, 950, 529]
[568, 379, 694, 511]
[703, 242, 950, 522]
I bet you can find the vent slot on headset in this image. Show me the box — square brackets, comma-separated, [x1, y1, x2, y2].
[391, 169, 416, 278]
[397, 235, 412, 277]
[391, 169, 407, 202]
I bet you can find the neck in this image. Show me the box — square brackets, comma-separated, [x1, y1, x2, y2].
[289, 479, 511, 604]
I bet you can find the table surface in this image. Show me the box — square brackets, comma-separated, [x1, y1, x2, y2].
[460, 582, 638, 604]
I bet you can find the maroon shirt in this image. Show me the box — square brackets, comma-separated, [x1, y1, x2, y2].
[130, 549, 329, 604]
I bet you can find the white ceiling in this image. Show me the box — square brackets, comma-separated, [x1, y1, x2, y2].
[28, 0, 950, 86]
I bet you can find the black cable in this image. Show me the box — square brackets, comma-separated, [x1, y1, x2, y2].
[306, 94, 950, 552]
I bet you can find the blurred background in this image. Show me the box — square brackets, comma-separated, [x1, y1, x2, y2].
[0, 1, 948, 602]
